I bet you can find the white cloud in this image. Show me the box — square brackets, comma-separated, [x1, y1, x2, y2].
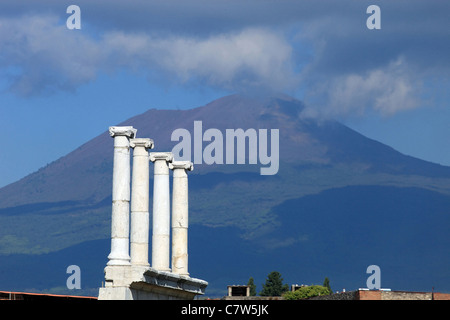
[103, 28, 299, 92]
[302, 57, 423, 118]
[0, 15, 102, 96]
[0, 14, 299, 96]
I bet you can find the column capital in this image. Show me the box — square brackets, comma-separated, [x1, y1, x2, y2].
[169, 161, 193, 171]
[130, 138, 154, 150]
[149, 152, 173, 163]
[109, 126, 137, 138]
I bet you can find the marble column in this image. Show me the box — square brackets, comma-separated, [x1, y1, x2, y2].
[169, 161, 193, 276]
[149, 152, 173, 272]
[130, 138, 154, 267]
[107, 126, 136, 266]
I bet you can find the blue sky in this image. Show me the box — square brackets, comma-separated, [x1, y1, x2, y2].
[0, 0, 449, 187]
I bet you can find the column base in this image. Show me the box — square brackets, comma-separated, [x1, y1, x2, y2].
[98, 286, 133, 300]
[98, 265, 208, 300]
[106, 255, 131, 266]
[107, 238, 131, 265]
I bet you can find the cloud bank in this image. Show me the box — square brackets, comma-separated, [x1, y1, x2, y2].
[303, 57, 422, 117]
[0, 0, 448, 117]
[103, 28, 299, 93]
[0, 14, 298, 96]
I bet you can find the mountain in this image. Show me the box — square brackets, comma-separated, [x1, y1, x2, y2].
[0, 94, 449, 296]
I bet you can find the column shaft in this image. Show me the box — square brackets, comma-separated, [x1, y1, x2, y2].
[130, 138, 153, 266]
[107, 126, 136, 266]
[170, 161, 193, 276]
[150, 152, 173, 272]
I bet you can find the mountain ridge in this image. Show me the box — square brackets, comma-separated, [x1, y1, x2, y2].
[0, 93, 449, 295]
[3, 93, 450, 207]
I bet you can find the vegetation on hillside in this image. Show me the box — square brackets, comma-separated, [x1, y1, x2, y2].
[283, 285, 331, 300]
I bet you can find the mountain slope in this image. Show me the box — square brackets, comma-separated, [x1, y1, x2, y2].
[2, 93, 450, 208]
[0, 94, 449, 296]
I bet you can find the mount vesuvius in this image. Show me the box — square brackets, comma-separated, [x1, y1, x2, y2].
[0, 94, 449, 296]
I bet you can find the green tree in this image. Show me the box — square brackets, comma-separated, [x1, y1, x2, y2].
[323, 277, 332, 293]
[259, 271, 289, 296]
[247, 277, 257, 296]
[283, 285, 331, 300]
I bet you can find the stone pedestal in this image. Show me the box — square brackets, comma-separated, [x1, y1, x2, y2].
[149, 152, 173, 272]
[130, 138, 154, 267]
[107, 126, 136, 266]
[98, 265, 208, 300]
[169, 161, 193, 276]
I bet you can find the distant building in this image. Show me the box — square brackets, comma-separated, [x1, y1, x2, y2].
[227, 285, 250, 297]
[223, 284, 450, 300]
[309, 289, 450, 300]
[0, 290, 97, 300]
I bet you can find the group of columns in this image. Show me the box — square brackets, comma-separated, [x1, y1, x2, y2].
[107, 126, 192, 276]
